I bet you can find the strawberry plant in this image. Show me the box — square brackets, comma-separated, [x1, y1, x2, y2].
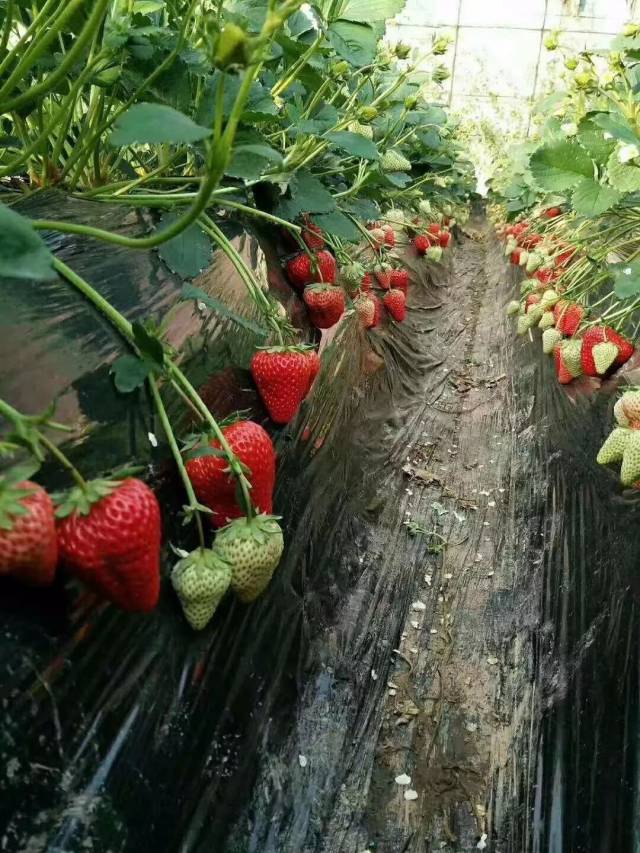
[0, 0, 473, 628]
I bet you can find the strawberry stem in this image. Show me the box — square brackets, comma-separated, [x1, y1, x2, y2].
[149, 375, 205, 548]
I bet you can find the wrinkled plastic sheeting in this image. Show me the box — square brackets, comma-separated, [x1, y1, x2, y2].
[0, 193, 449, 852]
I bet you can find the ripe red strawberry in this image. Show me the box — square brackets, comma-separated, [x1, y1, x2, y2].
[383, 226, 395, 247]
[580, 325, 635, 375]
[383, 288, 406, 321]
[301, 214, 325, 251]
[439, 230, 452, 249]
[413, 235, 431, 255]
[251, 348, 310, 424]
[185, 421, 275, 527]
[443, 216, 453, 227]
[361, 273, 373, 292]
[521, 233, 542, 250]
[303, 284, 345, 328]
[375, 267, 392, 289]
[510, 249, 522, 265]
[304, 349, 321, 394]
[427, 223, 441, 236]
[535, 268, 558, 286]
[553, 339, 583, 385]
[543, 206, 562, 218]
[285, 253, 312, 290]
[368, 227, 386, 248]
[390, 269, 409, 293]
[57, 478, 161, 611]
[370, 293, 383, 327]
[554, 301, 585, 336]
[312, 249, 337, 284]
[355, 294, 375, 328]
[555, 244, 577, 268]
[0, 478, 57, 586]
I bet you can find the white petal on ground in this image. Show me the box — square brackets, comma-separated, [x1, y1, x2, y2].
[404, 789, 419, 801]
[395, 773, 411, 786]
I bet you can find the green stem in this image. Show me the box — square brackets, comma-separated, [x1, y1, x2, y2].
[149, 375, 205, 548]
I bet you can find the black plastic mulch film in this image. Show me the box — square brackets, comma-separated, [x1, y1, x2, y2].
[0, 200, 638, 853]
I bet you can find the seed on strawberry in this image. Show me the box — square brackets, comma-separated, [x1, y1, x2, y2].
[355, 295, 376, 328]
[413, 235, 431, 255]
[185, 420, 275, 527]
[303, 283, 345, 328]
[542, 328, 563, 354]
[383, 288, 406, 322]
[596, 428, 631, 465]
[56, 478, 161, 611]
[213, 515, 284, 603]
[0, 478, 57, 586]
[301, 214, 325, 251]
[251, 347, 310, 424]
[621, 430, 640, 486]
[390, 269, 409, 293]
[171, 547, 232, 630]
[285, 253, 313, 290]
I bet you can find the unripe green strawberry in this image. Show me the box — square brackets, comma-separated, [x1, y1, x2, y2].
[621, 390, 640, 426]
[564, 56, 578, 70]
[518, 250, 529, 267]
[540, 289, 560, 309]
[538, 311, 555, 330]
[214, 23, 250, 69]
[592, 341, 619, 375]
[418, 199, 431, 216]
[506, 300, 520, 316]
[526, 251, 543, 273]
[561, 339, 583, 376]
[528, 305, 544, 324]
[520, 280, 534, 296]
[348, 120, 374, 139]
[597, 428, 631, 465]
[505, 237, 518, 255]
[358, 106, 378, 122]
[341, 260, 365, 293]
[542, 328, 563, 354]
[213, 515, 284, 603]
[621, 430, 640, 485]
[172, 548, 232, 630]
[381, 149, 412, 172]
[614, 397, 630, 427]
[425, 245, 443, 262]
[517, 314, 532, 335]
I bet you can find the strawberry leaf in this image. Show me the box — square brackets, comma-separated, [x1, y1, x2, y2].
[325, 131, 379, 160]
[181, 285, 269, 337]
[132, 322, 165, 367]
[0, 204, 56, 281]
[571, 178, 621, 217]
[156, 213, 213, 279]
[111, 354, 153, 393]
[109, 103, 211, 146]
[529, 141, 594, 191]
[610, 261, 640, 299]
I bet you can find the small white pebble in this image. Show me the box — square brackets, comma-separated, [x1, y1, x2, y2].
[371, 669, 378, 681]
[410, 647, 418, 654]
[395, 773, 411, 786]
[298, 755, 308, 768]
[404, 789, 419, 801]
[487, 500, 496, 507]
[412, 601, 426, 612]
[487, 656, 499, 665]
[430, 628, 438, 635]
[487, 571, 494, 578]
[410, 620, 420, 629]
[388, 688, 397, 697]
[424, 575, 432, 586]
[148, 432, 158, 447]
[444, 573, 453, 580]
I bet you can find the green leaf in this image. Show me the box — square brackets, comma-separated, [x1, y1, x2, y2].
[226, 143, 283, 181]
[529, 141, 593, 191]
[314, 210, 362, 241]
[610, 261, 640, 299]
[325, 131, 379, 160]
[156, 212, 213, 278]
[277, 171, 336, 219]
[591, 112, 640, 146]
[383, 171, 411, 187]
[328, 19, 377, 66]
[111, 354, 152, 393]
[577, 117, 616, 163]
[571, 178, 622, 216]
[339, 0, 406, 22]
[181, 285, 269, 337]
[109, 103, 211, 146]
[133, 0, 164, 12]
[606, 150, 640, 193]
[344, 197, 379, 221]
[0, 204, 56, 281]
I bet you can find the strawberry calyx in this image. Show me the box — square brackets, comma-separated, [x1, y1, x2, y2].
[0, 472, 41, 531]
[54, 478, 121, 518]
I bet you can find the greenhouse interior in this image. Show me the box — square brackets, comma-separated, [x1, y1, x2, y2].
[3, 0, 640, 851]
